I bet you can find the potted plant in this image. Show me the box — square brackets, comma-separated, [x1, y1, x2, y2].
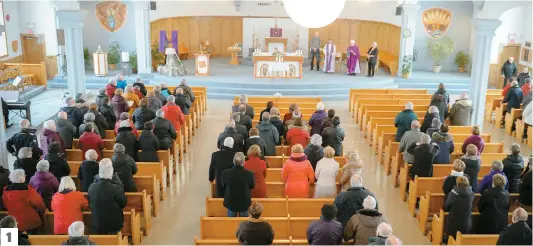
[83, 48, 90, 67]
[427, 37, 455, 73]
[401, 55, 413, 78]
[454, 51, 470, 73]
[108, 42, 121, 70]
[130, 52, 138, 74]
[151, 43, 165, 71]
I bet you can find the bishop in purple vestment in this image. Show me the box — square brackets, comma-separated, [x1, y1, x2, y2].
[346, 40, 361, 76]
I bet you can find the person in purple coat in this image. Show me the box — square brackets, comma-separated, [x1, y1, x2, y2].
[40, 120, 65, 156]
[29, 160, 59, 210]
[478, 160, 509, 193]
[306, 204, 343, 245]
[461, 125, 485, 155]
[309, 102, 328, 136]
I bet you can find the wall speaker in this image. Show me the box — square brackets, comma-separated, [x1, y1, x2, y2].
[396, 6, 403, 16]
[150, 1, 156, 10]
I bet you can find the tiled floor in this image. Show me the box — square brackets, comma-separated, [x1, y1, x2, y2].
[139, 99, 531, 245]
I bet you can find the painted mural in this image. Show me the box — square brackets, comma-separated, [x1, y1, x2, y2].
[422, 7, 452, 39]
[95, 1, 128, 32]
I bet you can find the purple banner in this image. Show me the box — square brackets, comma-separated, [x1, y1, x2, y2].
[159, 30, 178, 53]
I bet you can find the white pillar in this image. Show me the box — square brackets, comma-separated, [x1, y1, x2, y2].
[470, 18, 501, 129]
[396, 4, 420, 77]
[133, 1, 152, 74]
[56, 11, 86, 96]
[0, 104, 7, 169]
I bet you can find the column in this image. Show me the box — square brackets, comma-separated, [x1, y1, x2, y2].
[134, 1, 152, 74]
[396, 3, 420, 77]
[56, 11, 86, 96]
[0, 105, 7, 169]
[469, 18, 501, 129]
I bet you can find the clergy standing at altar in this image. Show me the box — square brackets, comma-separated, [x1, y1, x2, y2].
[346, 40, 360, 76]
[323, 40, 336, 73]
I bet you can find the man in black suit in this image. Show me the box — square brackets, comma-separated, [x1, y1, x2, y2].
[209, 137, 236, 198]
[237, 104, 252, 131]
[232, 95, 255, 119]
[367, 42, 379, 77]
[232, 113, 248, 139]
[221, 152, 254, 217]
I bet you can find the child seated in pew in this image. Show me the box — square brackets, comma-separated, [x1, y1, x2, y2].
[62, 221, 95, 245]
[0, 215, 31, 245]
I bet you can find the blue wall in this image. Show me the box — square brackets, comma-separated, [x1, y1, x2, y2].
[413, 1, 473, 72]
[80, 1, 137, 55]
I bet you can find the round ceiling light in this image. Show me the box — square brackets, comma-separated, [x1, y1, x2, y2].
[283, 0, 346, 28]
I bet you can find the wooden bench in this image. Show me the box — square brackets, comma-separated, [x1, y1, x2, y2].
[352, 98, 430, 120]
[361, 110, 425, 130]
[447, 231, 499, 245]
[210, 182, 341, 198]
[485, 98, 503, 122]
[205, 198, 333, 217]
[349, 89, 428, 113]
[29, 233, 128, 245]
[357, 104, 428, 126]
[266, 168, 342, 182]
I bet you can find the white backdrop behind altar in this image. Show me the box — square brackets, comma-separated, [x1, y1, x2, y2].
[242, 18, 309, 57]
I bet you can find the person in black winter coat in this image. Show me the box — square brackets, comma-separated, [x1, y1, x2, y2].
[132, 98, 156, 130]
[177, 80, 196, 103]
[110, 144, 138, 192]
[431, 83, 451, 106]
[244, 128, 267, 157]
[442, 159, 469, 201]
[502, 143, 524, 193]
[6, 119, 41, 159]
[0, 216, 31, 245]
[98, 97, 117, 130]
[61, 97, 85, 136]
[235, 201, 274, 244]
[174, 88, 192, 115]
[333, 174, 378, 229]
[407, 134, 440, 179]
[45, 142, 71, 182]
[209, 137, 236, 198]
[232, 113, 249, 140]
[429, 94, 448, 123]
[0, 166, 10, 208]
[269, 107, 285, 143]
[444, 176, 475, 240]
[476, 174, 510, 234]
[519, 157, 532, 206]
[322, 116, 345, 156]
[88, 104, 109, 139]
[217, 124, 245, 153]
[133, 77, 147, 97]
[115, 121, 139, 161]
[500, 57, 518, 87]
[420, 106, 439, 133]
[496, 207, 532, 245]
[95, 89, 109, 108]
[151, 110, 177, 150]
[138, 122, 160, 162]
[88, 159, 127, 234]
[61, 221, 96, 246]
[237, 104, 253, 132]
[304, 134, 325, 170]
[431, 124, 454, 164]
[260, 101, 274, 121]
[13, 147, 38, 184]
[461, 144, 481, 192]
[232, 95, 255, 120]
[503, 80, 524, 113]
[77, 150, 100, 192]
[222, 152, 254, 217]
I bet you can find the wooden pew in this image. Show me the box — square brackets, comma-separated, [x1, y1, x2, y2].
[29, 233, 128, 245]
[371, 125, 396, 151]
[357, 104, 427, 126]
[377, 133, 396, 163]
[266, 156, 347, 168]
[210, 182, 341, 198]
[514, 119, 526, 143]
[360, 111, 425, 131]
[205, 198, 333, 217]
[353, 98, 430, 120]
[194, 238, 292, 245]
[266, 168, 342, 182]
[382, 141, 399, 174]
[349, 88, 428, 114]
[504, 108, 523, 134]
[447, 232, 499, 245]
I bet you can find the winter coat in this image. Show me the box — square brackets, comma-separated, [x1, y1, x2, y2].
[162, 103, 185, 132]
[496, 221, 532, 245]
[269, 116, 285, 142]
[114, 121, 138, 136]
[234, 123, 249, 140]
[444, 186, 475, 236]
[56, 118, 76, 149]
[78, 132, 104, 161]
[13, 158, 38, 184]
[61, 106, 84, 130]
[61, 236, 95, 245]
[236, 219, 274, 245]
[394, 109, 418, 141]
[309, 110, 328, 136]
[132, 106, 156, 130]
[431, 132, 454, 164]
[151, 117, 177, 150]
[432, 88, 451, 105]
[78, 160, 99, 192]
[115, 127, 139, 161]
[430, 99, 449, 123]
[449, 99, 474, 126]
[174, 94, 192, 115]
[232, 104, 255, 120]
[244, 156, 267, 198]
[111, 154, 138, 192]
[29, 171, 59, 210]
[222, 165, 254, 212]
[177, 85, 196, 102]
[105, 84, 117, 98]
[2, 183, 46, 231]
[306, 219, 343, 245]
[339, 162, 363, 191]
[314, 157, 339, 198]
[461, 155, 481, 192]
[368, 236, 387, 245]
[519, 170, 532, 205]
[133, 82, 147, 96]
[138, 130, 160, 162]
[18, 233, 31, 246]
[442, 172, 469, 201]
[304, 144, 324, 170]
[322, 126, 345, 156]
[522, 82, 532, 96]
[476, 187, 510, 234]
[87, 178, 127, 234]
[501, 60, 517, 79]
[461, 135, 485, 155]
[79, 122, 100, 137]
[244, 137, 267, 157]
[282, 153, 315, 198]
[503, 86, 523, 112]
[89, 110, 109, 138]
[334, 186, 378, 229]
[157, 91, 168, 105]
[147, 96, 162, 112]
[523, 103, 532, 125]
[45, 153, 71, 183]
[518, 72, 531, 86]
[399, 129, 425, 164]
[344, 209, 386, 245]
[320, 117, 334, 134]
[217, 128, 245, 153]
[478, 170, 509, 196]
[99, 104, 116, 130]
[40, 128, 65, 156]
[257, 121, 280, 156]
[420, 112, 438, 133]
[407, 143, 440, 179]
[6, 128, 40, 158]
[502, 154, 524, 193]
[286, 127, 310, 155]
[95, 93, 109, 108]
[123, 92, 140, 115]
[209, 146, 235, 198]
[112, 95, 129, 119]
[51, 190, 89, 235]
[260, 107, 273, 120]
[238, 113, 252, 132]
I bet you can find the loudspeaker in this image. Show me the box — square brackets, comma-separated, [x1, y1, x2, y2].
[56, 29, 65, 46]
[150, 1, 156, 10]
[396, 6, 403, 16]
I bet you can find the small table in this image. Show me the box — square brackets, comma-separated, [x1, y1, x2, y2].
[227, 47, 241, 65]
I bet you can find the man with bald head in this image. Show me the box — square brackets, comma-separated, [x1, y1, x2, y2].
[55, 111, 77, 149]
[448, 92, 473, 126]
[496, 207, 532, 245]
[399, 120, 424, 164]
[501, 56, 517, 87]
[6, 119, 41, 159]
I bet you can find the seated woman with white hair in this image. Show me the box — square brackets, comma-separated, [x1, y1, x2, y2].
[1, 169, 46, 233]
[40, 119, 65, 156]
[29, 160, 59, 210]
[339, 150, 364, 191]
[304, 134, 324, 170]
[407, 134, 440, 179]
[309, 102, 327, 136]
[45, 142, 71, 182]
[314, 147, 340, 198]
[368, 222, 393, 245]
[51, 177, 88, 235]
[78, 149, 100, 192]
[62, 221, 95, 245]
[344, 195, 386, 245]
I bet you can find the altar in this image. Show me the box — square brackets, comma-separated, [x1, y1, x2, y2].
[252, 52, 304, 79]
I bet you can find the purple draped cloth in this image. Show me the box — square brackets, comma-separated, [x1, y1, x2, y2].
[347, 45, 360, 74]
[159, 31, 178, 53]
[323, 44, 335, 73]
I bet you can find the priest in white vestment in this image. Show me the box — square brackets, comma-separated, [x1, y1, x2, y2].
[323, 40, 336, 73]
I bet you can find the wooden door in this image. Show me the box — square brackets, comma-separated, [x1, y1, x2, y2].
[496, 44, 521, 88]
[21, 34, 46, 64]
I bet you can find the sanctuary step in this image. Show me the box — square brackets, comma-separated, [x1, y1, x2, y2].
[394, 71, 471, 94]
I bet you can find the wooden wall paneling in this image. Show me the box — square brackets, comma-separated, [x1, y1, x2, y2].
[328, 20, 341, 51]
[350, 21, 361, 47]
[338, 20, 351, 52]
[198, 17, 210, 50]
[359, 22, 371, 50]
[209, 17, 222, 56]
[221, 18, 233, 57]
[189, 18, 200, 55]
[45, 56, 58, 79]
[232, 18, 243, 50]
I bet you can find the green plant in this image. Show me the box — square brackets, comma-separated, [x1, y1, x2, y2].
[130, 52, 138, 72]
[83, 48, 89, 64]
[427, 37, 455, 66]
[151, 43, 165, 67]
[108, 41, 121, 64]
[454, 51, 470, 67]
[401, 55, 413, 74]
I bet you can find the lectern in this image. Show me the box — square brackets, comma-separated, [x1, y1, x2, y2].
[195, 53, 210, 76]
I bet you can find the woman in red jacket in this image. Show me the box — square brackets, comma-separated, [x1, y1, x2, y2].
[244, 145, 267, 198]
[286, 118, 310, 155]
[281, 144, 315, 198]
[162, 95, 185, 131]
[78, 123, 104, 161]
[51, 176, 88, 235]
[2, 169, 46, 233]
